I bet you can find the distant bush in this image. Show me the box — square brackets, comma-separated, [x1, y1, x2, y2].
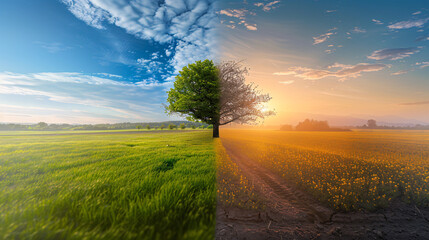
[207, 125, 213, 129]
[191, 125, 196, 129]
[179, 123, 186, 129]
[168, 124, 177, 130]
[295, 119, 350, 131]
[296, 119, 330, 131]
[146, 125, 151, 130]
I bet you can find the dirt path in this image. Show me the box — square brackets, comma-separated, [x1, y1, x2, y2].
[216, 139, 429, 240]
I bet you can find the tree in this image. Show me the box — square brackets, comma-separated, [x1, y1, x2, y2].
[136, 125, 142, 130]
[179, 123, 186, 129]
[36, 122, 48, 130]
[367, 119, 377, 129]
[191, 125, 196, 129]
[166, 60, 220, 137]
[146, 125, 151, 130]
[168, 124, 176, 130]
[160, 124, 165, 130]
[166, 60, 273, 138]
[217, 61, 274, 136]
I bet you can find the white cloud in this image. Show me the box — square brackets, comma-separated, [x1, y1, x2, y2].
[220, 9, 247, 19]
[263, 1, 280, 11]
[367, 47, 421, 60]
[168, 40, 217, 72]
[0, 72, 129, 86]
[97, 73, 123, 79]
[372, 19, 383, 25]
[219, 8, 257, 31]
[137, 58, 163, 73]
[416, 62, 429, 68]
[279, 80, 294, 85]
[324, 49, 335, 54]
[0, 71, 169, 90]
[61, 0, 109, 29]
[391, 70, 408, 75]
[326, 10, 337, 13]
[352, 27, 366, 33]
[388, 18, 429, 29]
[61, 0, 219, 73]
[254, 1, 280, 12]
[412, 11, 422, 15]
[151, 52, 159, 60]
[245, 23, 257, 31]
[273, 63, 387, 81]
[0, 71, 170, 123]
[313, 29, 336, 45]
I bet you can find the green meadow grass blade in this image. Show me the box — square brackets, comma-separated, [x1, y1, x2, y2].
[0, 131, 216, 240]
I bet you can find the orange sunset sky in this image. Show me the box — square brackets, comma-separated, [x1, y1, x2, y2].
[220, 0, 429, 126]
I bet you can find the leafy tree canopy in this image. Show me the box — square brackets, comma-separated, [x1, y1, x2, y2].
[165, 59, 220, 125]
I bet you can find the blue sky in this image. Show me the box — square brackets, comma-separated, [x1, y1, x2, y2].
[0, 0, 218, 124]
[219, 0, 429, 124]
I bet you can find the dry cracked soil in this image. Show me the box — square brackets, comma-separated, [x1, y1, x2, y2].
[215, 139, 429, 240]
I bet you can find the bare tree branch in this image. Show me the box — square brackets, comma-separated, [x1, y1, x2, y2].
[218, 60, 275, 126]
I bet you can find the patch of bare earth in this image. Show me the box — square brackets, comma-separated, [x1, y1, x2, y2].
[216, 139, 429, 240]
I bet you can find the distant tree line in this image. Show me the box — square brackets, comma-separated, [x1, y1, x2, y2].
[357, 119, 429, 130]
[0, 121, 211, 131]
[280, 119, 429, 131]
[280, 119, 350, 131]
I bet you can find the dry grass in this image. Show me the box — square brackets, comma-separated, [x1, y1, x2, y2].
[220, 129, 429, 211]
[215, 139, 262, 209]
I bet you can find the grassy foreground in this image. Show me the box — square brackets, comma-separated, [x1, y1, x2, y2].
[0, 131, 216, 239]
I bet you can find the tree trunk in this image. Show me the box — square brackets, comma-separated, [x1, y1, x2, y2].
[213, 123, 219, 138]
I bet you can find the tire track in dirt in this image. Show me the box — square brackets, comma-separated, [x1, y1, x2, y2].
[222, 138, 334, 224]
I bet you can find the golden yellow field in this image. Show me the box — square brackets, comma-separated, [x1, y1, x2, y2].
[220, 129, 429, 211]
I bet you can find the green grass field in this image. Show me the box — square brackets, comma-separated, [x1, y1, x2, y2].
[0, 131, 216, 239]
